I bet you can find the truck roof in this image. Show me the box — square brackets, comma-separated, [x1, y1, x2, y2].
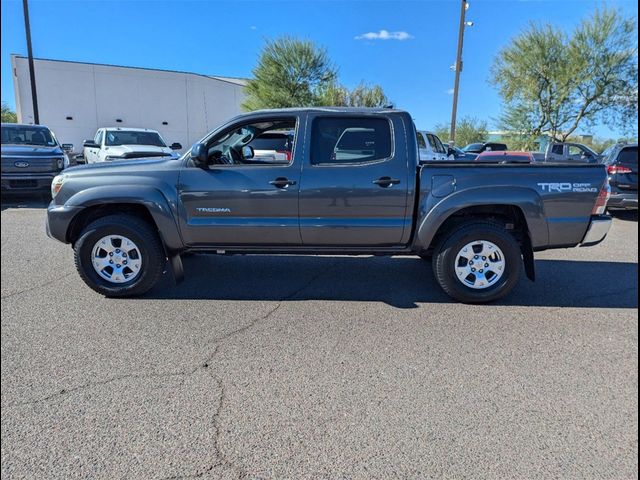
[247, 107, 406, 115]
[1, 123, 51, 129]
[101, 127, 162, 132]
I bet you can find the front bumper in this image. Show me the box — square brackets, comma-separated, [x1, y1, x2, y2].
[580, 215, 613, 247]
[1, 172, 56, 193]
[607, 191, 638, 210]
[46, 203, 84, 243]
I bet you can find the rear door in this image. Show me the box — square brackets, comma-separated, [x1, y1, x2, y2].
[298, 114, 410, 246]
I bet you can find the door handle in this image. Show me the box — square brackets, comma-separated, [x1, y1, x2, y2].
[373, 176, 401, 187]
[269, 177, 296, 188]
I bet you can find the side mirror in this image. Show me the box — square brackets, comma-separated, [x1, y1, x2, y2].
[241, 145, 254, 159]
[61, 143, 74, 153]
[83, 139, 98, 148]
[190, 143, 208, 166]
[447, 147, 455, 156]
[170, 142, 182, 150]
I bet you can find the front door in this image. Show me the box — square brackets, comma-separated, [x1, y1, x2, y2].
[298, 114, 410, 246]
[177, 116, 302, 247]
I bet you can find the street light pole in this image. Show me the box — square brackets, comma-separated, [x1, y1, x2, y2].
[449, 0, 469, 145]
[22, 0, 39, 124]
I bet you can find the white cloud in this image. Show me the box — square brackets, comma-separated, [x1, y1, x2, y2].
[445, 88, 455, 95]
[250, 26, 257, 30]
[355, 30, 413, 41]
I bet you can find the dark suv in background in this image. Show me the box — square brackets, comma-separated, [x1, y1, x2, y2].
[462, 142, 508, 154]
[602, 143, 638, 210]
[1, 123, 71, 196]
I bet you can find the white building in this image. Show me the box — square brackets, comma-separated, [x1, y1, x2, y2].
[11, 55, 247, 153]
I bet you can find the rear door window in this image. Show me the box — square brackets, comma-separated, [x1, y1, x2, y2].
[426, 134, 438, 152]
[311, 117, 392, 165]
[416, 132, 427, 149]
[551, 144, 564, 155]
[432, 135, 447, 154]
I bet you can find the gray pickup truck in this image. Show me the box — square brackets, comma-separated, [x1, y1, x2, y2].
[46, 108, 612, 303]
[532, 141, 601, 164]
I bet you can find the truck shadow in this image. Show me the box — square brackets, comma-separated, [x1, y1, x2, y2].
[145, 255, 638, 309]
[1, 194, 50, 210]
[608, 210, 638, 222]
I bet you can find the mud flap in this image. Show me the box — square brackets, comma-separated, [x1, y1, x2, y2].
[168, 253, 184, 284]
[521, 236, 535, 282]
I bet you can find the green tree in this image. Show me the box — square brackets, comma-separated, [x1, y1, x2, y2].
[319, 81, 391, 107]
[491, 7, 638, 141]
[434, 116, 488, 146]
[243, 37, 337, 110]
[243, 37, 391, 110]
[1, 102, 17, 123]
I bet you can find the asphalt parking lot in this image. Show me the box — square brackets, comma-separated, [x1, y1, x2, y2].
[1, 197, 637, 479]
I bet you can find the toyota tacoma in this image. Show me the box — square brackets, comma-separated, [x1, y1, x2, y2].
[46, 108, 612, 303]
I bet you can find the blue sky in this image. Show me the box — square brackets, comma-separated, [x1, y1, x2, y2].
[1, 0, 637, 137]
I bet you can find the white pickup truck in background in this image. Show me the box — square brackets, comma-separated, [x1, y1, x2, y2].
[416, 130, 452, 161]
[82, 127, 182, 164]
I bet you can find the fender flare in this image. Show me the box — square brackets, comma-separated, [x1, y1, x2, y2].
[65, 185, 184, 252]
[415, 185, 549, 250]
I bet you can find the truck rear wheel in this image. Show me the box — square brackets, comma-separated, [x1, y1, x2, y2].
[74, 214, 165, 297]
[432, 221, 522, 303]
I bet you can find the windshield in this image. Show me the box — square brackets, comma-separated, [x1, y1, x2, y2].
[1, 126, 56, 146]
[105, 130, 166, 147]
[463, 143, 483, 152]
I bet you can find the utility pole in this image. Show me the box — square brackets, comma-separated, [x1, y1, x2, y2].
[23, 0, 39, 124]
[449, 0, 471, 145]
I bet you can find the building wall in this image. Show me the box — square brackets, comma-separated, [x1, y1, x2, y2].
[11, 55, 246, 153]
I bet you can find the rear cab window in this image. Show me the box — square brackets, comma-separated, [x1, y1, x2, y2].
[310, 117, 392, 165]
[618, 147, 638, 166]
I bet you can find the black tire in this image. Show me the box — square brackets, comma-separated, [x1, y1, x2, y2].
[74, 214, 165, 297]
[432, 221, 522, 304]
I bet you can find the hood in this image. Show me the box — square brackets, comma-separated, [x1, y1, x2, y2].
[65, 155, 179, 174]
[1, 144, 64, 156]
[104, 144, 173, 158]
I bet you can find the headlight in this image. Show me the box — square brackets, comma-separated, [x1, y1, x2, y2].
[104, 156, 122, 161]
[51, 175, 65, 198]
[56, 157, 64, 169]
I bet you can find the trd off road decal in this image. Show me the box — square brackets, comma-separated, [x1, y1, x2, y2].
[537, 183, 598, 193]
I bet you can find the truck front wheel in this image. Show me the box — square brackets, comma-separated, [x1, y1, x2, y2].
[74, 214, 165, 297]
[432, 221, 522, 303]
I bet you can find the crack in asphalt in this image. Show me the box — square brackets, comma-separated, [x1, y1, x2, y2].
[1, 370, 189, 409]
[3, 267, 328, 479]
[1, 271, 76, 300]
[163, 268, 328, 479]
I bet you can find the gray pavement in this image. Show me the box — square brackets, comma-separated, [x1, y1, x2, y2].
[1, 198, 637, 479]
